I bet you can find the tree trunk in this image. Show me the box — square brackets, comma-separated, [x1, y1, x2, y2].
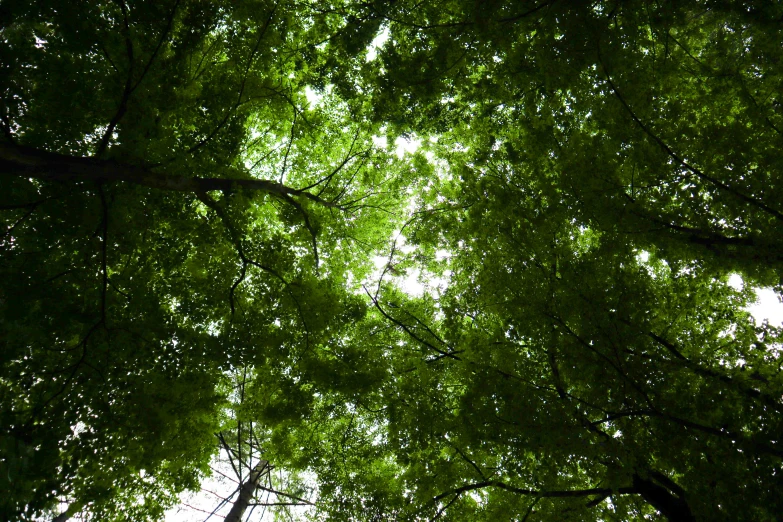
[224, 460, 269, 522]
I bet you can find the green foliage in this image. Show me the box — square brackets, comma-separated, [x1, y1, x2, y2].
[2, 1, 783, 521]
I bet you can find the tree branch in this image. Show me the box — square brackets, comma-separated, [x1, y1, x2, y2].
[363, 285, 461, 361]
[1, 141, 344, 208]
[217, 432, 243, 481]
[434, 477, 696, 521]
[432, 481, 616, 503]
[498, 0, 556, 24]
[97, 0, 134, 157]
[255, 485, 315, 506]
[98, 183, 109, 325]
[131, 0, 181, 92]
[186, 4, 278, 156]
[279, 193, 320, 272]
[598, 49, 783, 223]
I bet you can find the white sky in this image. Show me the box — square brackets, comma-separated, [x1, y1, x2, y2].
[728, 274, 783, 324]
[749, 288, 783, 324]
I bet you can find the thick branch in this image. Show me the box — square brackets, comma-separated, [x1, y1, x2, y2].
[0, 142, 341, 208]
[632, 473, 695, 522]
[434, 476, 696, 522]
[433, 481, 615, 503]
[646, 330, 782, 411]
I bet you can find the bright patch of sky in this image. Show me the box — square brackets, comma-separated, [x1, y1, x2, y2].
[394, 136, 421, 157]
[370, 236, 424, 297]
[368, 232, 451, 299]
[636, 253, 783, 326]
[371, 135, 387, 149]
[467, 490, 484, 505]
[435, 249, 450, 261]
[366, 27, 390, 61]
[305, 85, 325, 107]
[370, 134, 421, 158]
[728, 273, 783, 325]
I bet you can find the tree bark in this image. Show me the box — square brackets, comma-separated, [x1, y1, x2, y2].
[632, 473, 696, 522]
[224, 460, 269, 522]
[0, 141, 338, 207]
[433, 475, 696, 522]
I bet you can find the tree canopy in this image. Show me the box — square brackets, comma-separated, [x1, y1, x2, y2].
[1, 1, 782, 521]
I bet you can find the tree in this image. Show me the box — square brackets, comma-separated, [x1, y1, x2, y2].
[309, 1, 783, 519]
[170, 369, 318, 522]
[2, 1, 782, 521]
[360, 171, 782, 520]
[353, 0, 783, 281]
[1, 0, 399, 519]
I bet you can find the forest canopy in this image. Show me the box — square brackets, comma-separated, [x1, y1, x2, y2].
[1, 1, 782, 521]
